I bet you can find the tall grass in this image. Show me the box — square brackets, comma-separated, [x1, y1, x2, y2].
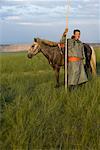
[0, 48, 100, 149]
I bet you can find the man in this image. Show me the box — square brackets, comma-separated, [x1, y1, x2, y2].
[60, 29, 88, 90]
[68, 29, 88, 90]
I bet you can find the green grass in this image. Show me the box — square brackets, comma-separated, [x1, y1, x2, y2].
[0, 48, 100, 150]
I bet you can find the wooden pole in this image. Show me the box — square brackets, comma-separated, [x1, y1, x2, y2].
[65, 16, 68, 90]
[65, 0, 71, 90]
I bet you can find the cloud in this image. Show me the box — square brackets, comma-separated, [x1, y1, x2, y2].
[18, 22, 54, 26]
[0, 0, 99, 26]
[0, 0, 100, 43]
[0, 0, 99, 18]
[0, 1, 99, 25]
[5, 16, 21, 21]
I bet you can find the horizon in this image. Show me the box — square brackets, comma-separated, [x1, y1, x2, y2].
[0, 42, 100, 46]
[0, 0, 100, 44]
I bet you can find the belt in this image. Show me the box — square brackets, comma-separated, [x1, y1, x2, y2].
[68, 57, 81, 62]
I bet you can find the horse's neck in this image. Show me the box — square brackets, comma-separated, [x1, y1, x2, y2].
[40, 44, 51, 59]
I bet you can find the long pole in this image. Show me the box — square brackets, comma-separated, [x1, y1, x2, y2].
[65, 17, 68, 90]
[65, 0, 71, 90]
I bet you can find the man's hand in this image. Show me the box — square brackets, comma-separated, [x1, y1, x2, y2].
[65, 28, 68, 33]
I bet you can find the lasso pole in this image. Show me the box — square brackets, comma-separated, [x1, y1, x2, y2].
[65, 0, 71, 90]
[65, 17, 68, 90]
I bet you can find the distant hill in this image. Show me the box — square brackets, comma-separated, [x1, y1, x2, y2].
[0, 44, 30, 52]
[0, 43, 100, 52]
[88, 43, 100, 48]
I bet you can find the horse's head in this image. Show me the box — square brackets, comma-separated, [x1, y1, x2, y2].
[27, 38, 41, 59]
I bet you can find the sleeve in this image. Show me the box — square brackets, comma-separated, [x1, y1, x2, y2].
[60, 36, 66, 44]
[68, 39, 74, 50]
[82, 44, 85, 59]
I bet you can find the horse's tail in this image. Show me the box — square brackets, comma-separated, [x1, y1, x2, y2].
[90, 46, 97, 76]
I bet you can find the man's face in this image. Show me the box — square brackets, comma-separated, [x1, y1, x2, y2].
[74, 31, 80, 40]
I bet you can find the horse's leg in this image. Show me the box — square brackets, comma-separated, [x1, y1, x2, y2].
[54, 66, 60, 88]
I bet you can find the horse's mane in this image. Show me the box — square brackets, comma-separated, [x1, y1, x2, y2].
[34, 38, 58, 47]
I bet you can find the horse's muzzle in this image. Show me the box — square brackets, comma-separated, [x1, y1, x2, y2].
[27, 53, 32, 59]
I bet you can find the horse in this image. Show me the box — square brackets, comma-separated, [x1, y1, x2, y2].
[27, 38, 96, 88]
[83, 43, 96, 77]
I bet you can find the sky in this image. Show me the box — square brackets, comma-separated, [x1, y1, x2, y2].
[0, 0, 100, 44]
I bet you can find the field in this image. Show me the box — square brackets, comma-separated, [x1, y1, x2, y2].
[0, 48, 100, 150]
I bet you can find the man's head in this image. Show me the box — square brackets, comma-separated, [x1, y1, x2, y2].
[73, 29, 80, 40]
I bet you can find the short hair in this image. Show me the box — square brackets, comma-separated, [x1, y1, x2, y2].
[73, 29, 80, 34]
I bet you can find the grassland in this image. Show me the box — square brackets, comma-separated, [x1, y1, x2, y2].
[0, 48, 100, 150]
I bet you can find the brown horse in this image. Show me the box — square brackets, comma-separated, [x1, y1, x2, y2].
[27, 38, 96, 87]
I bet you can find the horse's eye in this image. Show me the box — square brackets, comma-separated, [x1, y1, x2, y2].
[32, 45, 34, 48]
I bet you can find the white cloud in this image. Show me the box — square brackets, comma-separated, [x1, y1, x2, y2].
[0, 0, 99, 43]
[5, 16, 21, 21]
[18, 22, 53, 26]
[0, 1, 99, 21]
[70, 18, 100, 26]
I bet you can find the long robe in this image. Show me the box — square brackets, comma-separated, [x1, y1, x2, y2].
[67, 39, 88, 85]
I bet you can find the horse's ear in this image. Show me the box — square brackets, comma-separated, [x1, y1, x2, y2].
[34, 38, 37, 42]
[34, 38, 40, 43]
